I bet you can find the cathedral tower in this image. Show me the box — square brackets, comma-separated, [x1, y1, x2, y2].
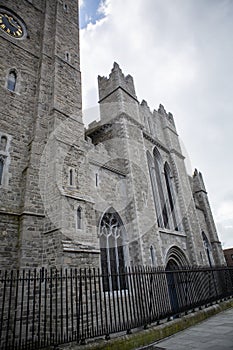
[0, 0, 83, 269]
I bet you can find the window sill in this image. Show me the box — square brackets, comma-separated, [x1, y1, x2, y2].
[159, 228, 186, 237]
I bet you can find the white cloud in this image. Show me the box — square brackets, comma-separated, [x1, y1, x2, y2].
[216, 200, 233, 222]
[80, 0, 233, 247]
[216, 222, 233, 249]
[97, 0, 111, 16]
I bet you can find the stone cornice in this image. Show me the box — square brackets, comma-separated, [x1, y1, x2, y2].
[143, 132, 170, 154]
[170, 148, 185, 160]
[98, 86, 139, 103]
[89, 159, 127, 177]
[85, 122, 113, 137]
[62, 191, 95, 204]
[0, 210, 46, 217]
[159, 228, 187, 238]
[163, 125, 178, 136]
[62, 240, 100, 254]
[194, 189, 208, 195]
[43, 228, 60, 235]
[20, 211, 45, 217]
[211, 240, 222, 245]
[86, 112, 144, 137]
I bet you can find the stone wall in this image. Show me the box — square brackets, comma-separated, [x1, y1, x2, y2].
[0, 1, 225, 271]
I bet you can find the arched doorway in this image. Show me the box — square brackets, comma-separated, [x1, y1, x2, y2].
[165, 246, 189, 316]
[99, 208, 128, 292]
[165, 246, 189, 268]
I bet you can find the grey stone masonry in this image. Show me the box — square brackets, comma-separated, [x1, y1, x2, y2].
[0, 0, 225, 270]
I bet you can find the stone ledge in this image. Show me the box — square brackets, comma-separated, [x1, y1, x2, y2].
[58, 298, 233, 350]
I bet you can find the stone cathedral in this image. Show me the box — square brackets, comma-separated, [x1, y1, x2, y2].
[0, 0, 225, 275]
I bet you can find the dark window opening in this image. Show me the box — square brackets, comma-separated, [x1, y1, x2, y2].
[69, 169, 73, 186]
[7, 70, 17, 92]
[0, 158, 4, 185]
[150, 245, 156, 266]
[63, 3, 68, 12]
[77, 207, 82, 229]
[0, 136, 7, 152]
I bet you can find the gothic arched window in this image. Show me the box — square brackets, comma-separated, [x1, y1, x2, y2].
[147, 151, 163, 227]
[95, 173, 99, 187]
[99, 210, 127, 292]
[77, 206, 82, 229]
[150, 245, 156, 266]
[69, 169, 73, 186]
[7, 70, 17, 92]
[0, 136, 7, 152]
[147, 148, 170, 229]
[65, 52, 70, 62]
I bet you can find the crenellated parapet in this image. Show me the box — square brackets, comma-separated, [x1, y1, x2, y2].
[158, 104, 175, 127]
[98, 62, 140, 123]
[98, 62, 137, 102]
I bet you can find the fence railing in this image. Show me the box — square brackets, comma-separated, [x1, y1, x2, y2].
[0, 266, 233, 350]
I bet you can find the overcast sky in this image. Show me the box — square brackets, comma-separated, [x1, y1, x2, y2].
[79, 0, 233, 249]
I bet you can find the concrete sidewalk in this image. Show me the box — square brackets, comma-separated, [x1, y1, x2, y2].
[143, 307, 233, 350]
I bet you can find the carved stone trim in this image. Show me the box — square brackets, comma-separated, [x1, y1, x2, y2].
[143, 131, 170, 154]
[170, 148, 185, 160]
[89, 159, 127, 177]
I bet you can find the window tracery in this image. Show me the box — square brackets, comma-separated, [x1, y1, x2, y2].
[100, 210, 127, 292]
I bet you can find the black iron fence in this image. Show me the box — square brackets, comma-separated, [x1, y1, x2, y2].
[0, 266, 233, 350]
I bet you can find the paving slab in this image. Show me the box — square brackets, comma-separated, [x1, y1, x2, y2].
[142, 307, 233, 349]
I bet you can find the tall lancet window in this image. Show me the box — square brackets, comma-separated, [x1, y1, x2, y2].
[147, 151, 163, 227]
[0, 135, 9, 187]
[100, 210, 127, 292]
[0, 157, 4, 185]
[147, 148, 170, 229]
[150, 245, 156, 266]
[0, 136, 7, 152]
[153, 148, 169, 228]
[77, 206, 82, 229]
[7, 70, 17, 92]
[164, 162, 180, 231]
[69, 169, 73, 186]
